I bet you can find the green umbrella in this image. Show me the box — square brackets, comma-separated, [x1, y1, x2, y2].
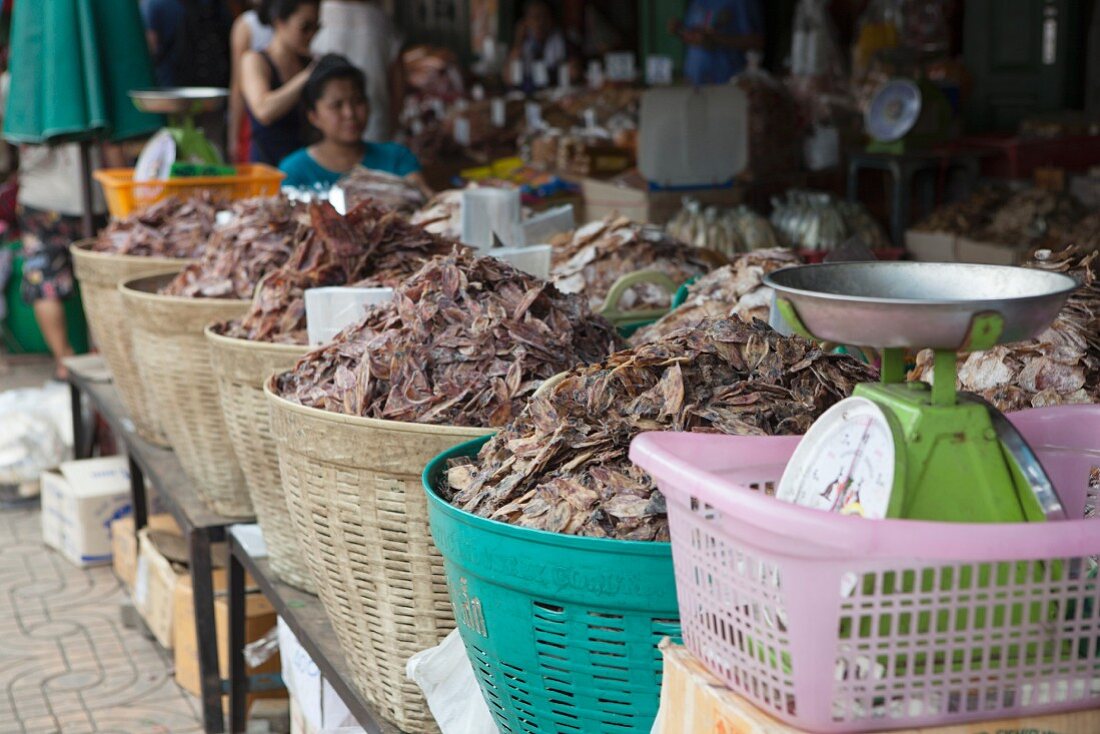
[3, 0, 163, 234]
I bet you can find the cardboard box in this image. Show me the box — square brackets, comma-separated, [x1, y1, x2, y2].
[111, 513, 181, 590]
[580, 176, 742, 226]
[40, 456, 133, 567]
[172, 573, 284, 706]
[956, 236, 1029, 266]
[135, 526, 187, 649]
[905, 231, 1029, 265]
[279, 618, 360, 733]
[653, 642, 1100, 734]
[905, 230, 957, 262]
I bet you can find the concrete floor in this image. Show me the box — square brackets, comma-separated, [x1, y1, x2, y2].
[0, 351, 205, 733]
[0, 504, 205, 734]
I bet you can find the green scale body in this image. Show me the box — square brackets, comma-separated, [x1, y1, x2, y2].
[780, 303, 1048, 525]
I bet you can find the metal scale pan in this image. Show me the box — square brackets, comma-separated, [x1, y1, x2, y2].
[764, 261, 1078, 350]
[129, 88, 229, 116]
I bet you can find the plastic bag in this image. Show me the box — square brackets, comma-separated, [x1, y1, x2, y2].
[0, 382, 73, 484]
[244, 625, 279, 668]
[791, 0, 844, 78]
[406, 629, 496, 734]
[0, 412, 64, 484]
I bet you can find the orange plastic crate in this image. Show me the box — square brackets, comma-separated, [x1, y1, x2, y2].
[94, 164, 285, 218]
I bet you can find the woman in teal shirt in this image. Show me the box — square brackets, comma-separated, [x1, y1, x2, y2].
[279, 54, 430, 194]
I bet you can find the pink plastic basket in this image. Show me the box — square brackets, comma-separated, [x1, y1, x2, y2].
[630, 405, 1100, 733]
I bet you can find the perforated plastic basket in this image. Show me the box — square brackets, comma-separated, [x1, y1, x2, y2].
[630, 405, 1100, 733]
[423, 437, 681, 734]
[94, 164, 284, 218]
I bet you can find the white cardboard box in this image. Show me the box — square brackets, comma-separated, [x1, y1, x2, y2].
[279, 618, 363, 734]
[40, 456, 132, 567]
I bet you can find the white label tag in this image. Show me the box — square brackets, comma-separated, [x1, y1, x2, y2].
[491, 98, 506, 128]
[557, 65, 571, 90]
[453, 117, 472, 146]
[525, 102, 543, 130]
[531, 61, 549, 88]
[646, 55, 673, 86]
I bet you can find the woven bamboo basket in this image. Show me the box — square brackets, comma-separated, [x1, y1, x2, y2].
[265, 378, 492, 733]
[70, 241, 193, 446]
[120, 274, 252, 517]
[205, 325, 312, 590]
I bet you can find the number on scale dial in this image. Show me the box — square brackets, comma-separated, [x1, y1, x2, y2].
[777, 397, 897, 519]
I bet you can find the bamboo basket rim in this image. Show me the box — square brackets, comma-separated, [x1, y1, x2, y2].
[119, 273, 251, 310]
[70, 238, 196, 269]
[204, 323, 313, 357]
[263, 375, 492, 438]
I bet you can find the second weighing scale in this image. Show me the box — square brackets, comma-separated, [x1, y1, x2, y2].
[765, 262, 1078, 525]
[129, 87, 229, 175]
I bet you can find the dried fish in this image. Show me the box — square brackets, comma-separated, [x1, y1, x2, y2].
[409, 189, 464, 239]
[92, 193, 223, 258]
[275, 248, 623, 426]
[913, 187, 1099, 252]
[160, 196, 307, 299]
[736, 68, 802, 180]
[551, 216, 714, 311]
[336, 167, 427, 214]
[442, 318, 878, 540]
[631, 249, 800, 344]
[223, 200, 463, 343]
[910, 246, 1100, 411]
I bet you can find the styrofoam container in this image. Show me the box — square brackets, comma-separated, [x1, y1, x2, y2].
[521, 204, 574, 246]
[630, 404, 1100, 732]
[461, 188, 522, 250]
[639, 86, 747, 187]
[304, 287, 394, 346]
[487, 245, 552, 280]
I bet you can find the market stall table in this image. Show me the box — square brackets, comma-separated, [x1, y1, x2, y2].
[65, 354, 254, 734]
[226, 527, 398, 734]
[846, 149, 983, 247]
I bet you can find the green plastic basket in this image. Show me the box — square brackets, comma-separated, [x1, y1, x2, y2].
[670, 276, 699, 310]
[600, 270, 682, 341]
[423, 437, 681, 734]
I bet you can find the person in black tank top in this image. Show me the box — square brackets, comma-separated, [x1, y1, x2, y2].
[240, 0, 320, 165]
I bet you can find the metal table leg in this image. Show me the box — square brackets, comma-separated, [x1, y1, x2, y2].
[846, 158, 861, 203]
[228, 541, 249, 733]
[127, 454, 148, 531]
[69, 382, 89, 460]
[190, 528, 226, 733]
[888, 159, 909, 249]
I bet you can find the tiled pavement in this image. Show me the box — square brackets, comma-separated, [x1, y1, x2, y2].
[0, 503, 204, 733]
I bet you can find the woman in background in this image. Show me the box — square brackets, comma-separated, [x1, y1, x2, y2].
[228, 2, 273, 163]
[16, 143, 119, 379]
[279, 54, 428, 195]
[240, 0, 320, 165]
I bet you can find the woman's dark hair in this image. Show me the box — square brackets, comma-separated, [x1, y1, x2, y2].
[303, 54, 367, 111]
[258, 0, 319, 25]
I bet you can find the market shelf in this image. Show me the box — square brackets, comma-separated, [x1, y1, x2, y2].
[227, 527, 399, 734]
[65, 354, 254, 734]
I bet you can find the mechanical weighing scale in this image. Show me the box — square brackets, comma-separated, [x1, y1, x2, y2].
[865, 78, 953, 155]
[764, 261, 1078, 525]
[129, 87, 230, 177]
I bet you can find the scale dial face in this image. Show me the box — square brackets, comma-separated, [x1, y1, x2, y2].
[777, 397, 899, 519]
